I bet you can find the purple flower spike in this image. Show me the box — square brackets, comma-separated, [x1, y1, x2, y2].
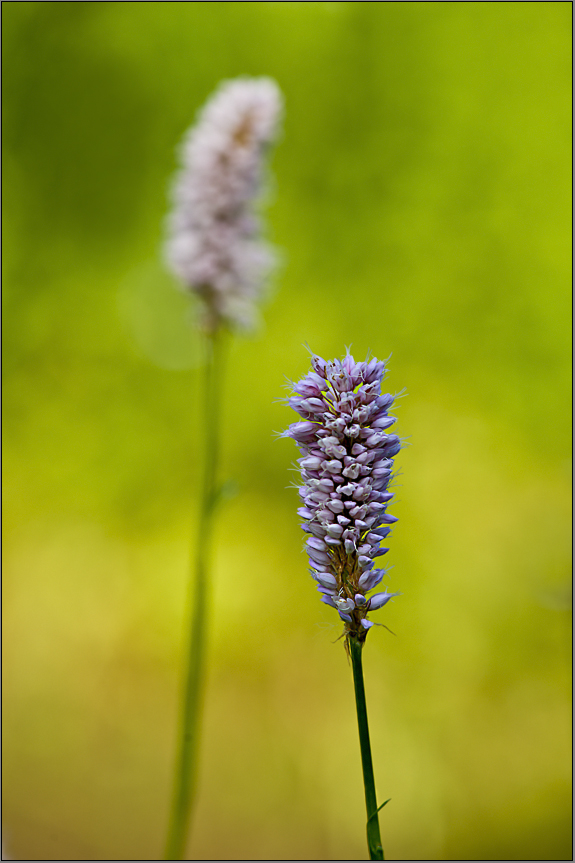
[283, 349, 403, 641]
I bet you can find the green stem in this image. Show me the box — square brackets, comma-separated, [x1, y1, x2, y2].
[349, 635, 385, 861]
[165, 329, 226, 860]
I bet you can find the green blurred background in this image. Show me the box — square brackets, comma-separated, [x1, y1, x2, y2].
[3, 2, 571, 860]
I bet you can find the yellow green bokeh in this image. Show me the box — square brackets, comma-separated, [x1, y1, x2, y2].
[3, 2, 571, 860]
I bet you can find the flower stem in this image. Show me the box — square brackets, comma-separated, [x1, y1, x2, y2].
[348, 635, 385, 861]
[165, 328, 226, 861]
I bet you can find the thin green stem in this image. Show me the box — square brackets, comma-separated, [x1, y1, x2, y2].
[165, 329, 226, 861]
[348, 635, 385, 861]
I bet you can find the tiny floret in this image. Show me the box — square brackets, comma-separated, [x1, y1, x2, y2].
[165, 77, 282, 332]
[283, 350, 402, 641]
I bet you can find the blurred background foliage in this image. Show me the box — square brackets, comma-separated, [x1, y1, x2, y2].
[2, 2, 571, 860]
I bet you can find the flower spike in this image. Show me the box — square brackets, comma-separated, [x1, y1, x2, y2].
[283, 350, 401, 642]
[165, 77, 282, 332]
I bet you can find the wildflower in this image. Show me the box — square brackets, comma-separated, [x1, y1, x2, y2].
[283, 350, 401, 641]
[165, 77, 282, 332]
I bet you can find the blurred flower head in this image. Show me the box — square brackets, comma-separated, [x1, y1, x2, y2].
[165, 76, 283, 332]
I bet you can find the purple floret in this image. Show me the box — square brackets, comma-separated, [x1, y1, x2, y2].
[283, 349, 401, 641]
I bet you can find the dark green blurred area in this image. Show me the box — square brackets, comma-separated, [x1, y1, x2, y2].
[2, 2, 571, 860]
